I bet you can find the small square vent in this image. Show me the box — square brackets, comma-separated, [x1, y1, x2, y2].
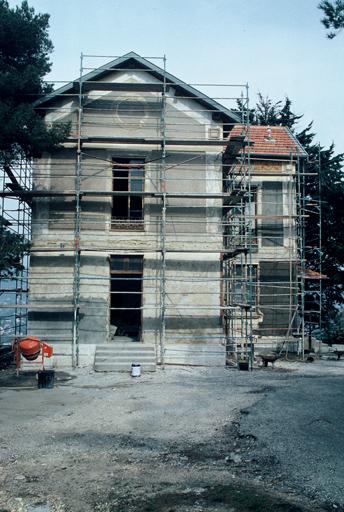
[208, 128, 220, 139]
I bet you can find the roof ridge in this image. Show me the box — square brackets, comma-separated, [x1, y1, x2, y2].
[285, 126, 308, 158]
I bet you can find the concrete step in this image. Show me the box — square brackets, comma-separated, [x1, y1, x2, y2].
[96, 350, 155, 357]
[94, 343, 156, 372]
[96, 347, 155, 355]
[96, 344, 155, 351]
[95, 356, 156, 363]
[110, 336, 135, 342]
[96, 350, 154, 354]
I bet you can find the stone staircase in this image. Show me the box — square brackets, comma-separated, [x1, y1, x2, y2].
[94, 342, 156, 372]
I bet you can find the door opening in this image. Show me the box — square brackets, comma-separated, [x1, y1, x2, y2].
[110, 255, 143, 340]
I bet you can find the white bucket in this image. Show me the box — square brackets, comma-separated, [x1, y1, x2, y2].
[131, 363, 141, 377]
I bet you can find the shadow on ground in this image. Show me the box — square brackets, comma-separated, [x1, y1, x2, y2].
[0, 368, 74, 388]
[102, 482, 313, 512]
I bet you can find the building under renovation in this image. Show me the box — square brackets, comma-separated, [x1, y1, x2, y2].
[0, 52, 310, 370]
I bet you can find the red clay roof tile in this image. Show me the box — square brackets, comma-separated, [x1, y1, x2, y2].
[230, 124, 307, 158]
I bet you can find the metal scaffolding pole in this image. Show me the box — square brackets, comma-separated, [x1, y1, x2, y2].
[160, 54, 167, 368]
[72, 52, 83, 368]
[0, 157, 31, 346]
[297, 155, 305, 358]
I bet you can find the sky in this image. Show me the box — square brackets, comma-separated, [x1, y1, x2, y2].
[9, 0, 344, 153]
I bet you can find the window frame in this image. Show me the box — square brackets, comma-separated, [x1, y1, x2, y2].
[111, 157, 145, 230]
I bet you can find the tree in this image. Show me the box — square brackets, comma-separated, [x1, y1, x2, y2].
[0, 1, 69, 277]
[0, 0, 70, 164]
[253, 94, 303, 128]
[249, 95, 344, 329]
[236, 94, 303, 128]
[319, 0, 344, 38]
[0, 217, 30, 278]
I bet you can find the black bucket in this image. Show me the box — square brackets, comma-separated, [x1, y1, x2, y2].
[238, 361, 249, 371]
[37, 370, 55, 389]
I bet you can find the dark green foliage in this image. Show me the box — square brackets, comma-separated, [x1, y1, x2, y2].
[236, 94, 303, 128]
[251, 95, 344, 324]
[254, 94, 302, 128]
[0, 216, 30, 278]
[303, 139, 344, 322]
[319, 0, 344, 38]
[0, 1, 69, 277]
[0, 0, 70, 164]
[321, 309, 344, 343]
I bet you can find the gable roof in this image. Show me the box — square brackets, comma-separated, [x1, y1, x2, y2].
[35, 51, 240, 124]
[229, 124, 307, 158]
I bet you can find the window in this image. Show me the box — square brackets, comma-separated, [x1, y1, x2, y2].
[112, 158, 144, 229]
[261, 182, 284, 247]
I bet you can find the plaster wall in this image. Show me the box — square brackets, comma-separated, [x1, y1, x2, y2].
[227, 160, 299, 345]
[29, 72, 224, 365]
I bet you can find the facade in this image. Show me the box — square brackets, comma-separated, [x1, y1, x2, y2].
[27, 53, 306, 369]
[223, 125, 307, 361]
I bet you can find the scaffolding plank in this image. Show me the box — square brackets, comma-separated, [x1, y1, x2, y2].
[74, 81, 164, 92]
[67, 136, 232, 146]
[0, 190, 232, 199]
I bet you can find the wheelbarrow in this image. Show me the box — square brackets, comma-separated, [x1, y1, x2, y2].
[259, 352, 280, 367]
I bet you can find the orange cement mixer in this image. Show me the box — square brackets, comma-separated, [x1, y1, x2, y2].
[18, 336, 42, 361]
[13, 336, 53, 373]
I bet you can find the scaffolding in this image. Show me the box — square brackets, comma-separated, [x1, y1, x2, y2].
[0, 52, 311, 368]
[0, 157, 31, 345]
[302, 145, 324, 348]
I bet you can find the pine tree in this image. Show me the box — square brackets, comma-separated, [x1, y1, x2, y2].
[0, 0, 70, 164]
[0, 1, 70, 277]
[319, 0, 344, 38]
[0, 217, 30, 278]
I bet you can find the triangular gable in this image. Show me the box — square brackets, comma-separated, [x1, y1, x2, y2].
[35, 51, 240, 124]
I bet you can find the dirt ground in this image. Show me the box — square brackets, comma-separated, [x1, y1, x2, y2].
[0, 360, 343, 512]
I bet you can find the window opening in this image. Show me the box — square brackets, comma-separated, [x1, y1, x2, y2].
[112, 158, 144, 229]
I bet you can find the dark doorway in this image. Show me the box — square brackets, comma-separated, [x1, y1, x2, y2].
[110, 255, 143, 340]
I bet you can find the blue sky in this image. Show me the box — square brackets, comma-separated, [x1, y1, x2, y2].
[9, 0, 344, 153]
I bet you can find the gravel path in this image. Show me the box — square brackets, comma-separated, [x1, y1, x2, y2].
[239, 362, 344, 508]
[0, 361, 343, 511]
